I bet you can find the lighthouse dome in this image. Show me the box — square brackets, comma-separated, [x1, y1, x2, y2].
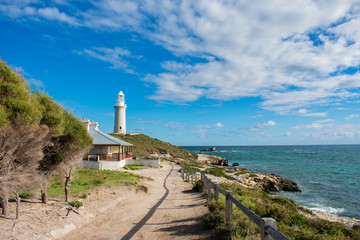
[116, 91, 125, 106]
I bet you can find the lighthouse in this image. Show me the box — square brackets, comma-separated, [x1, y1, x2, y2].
[114, 91, 126, 134]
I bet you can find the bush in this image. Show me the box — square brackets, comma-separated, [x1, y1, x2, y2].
[69, 200, 83, 208]
[193, 180, 204, 192]
[139, 185, 148, 193]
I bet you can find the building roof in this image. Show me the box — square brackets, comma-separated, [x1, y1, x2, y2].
[89, 123, 133, 146]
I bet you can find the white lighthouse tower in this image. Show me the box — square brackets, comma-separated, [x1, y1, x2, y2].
[114, 91, 127, 134]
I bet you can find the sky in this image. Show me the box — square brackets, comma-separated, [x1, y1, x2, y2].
[1, 0, 360, 146]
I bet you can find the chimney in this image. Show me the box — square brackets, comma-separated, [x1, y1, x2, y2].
[81, 118, 90, 132]
[89, 120, 99, 131]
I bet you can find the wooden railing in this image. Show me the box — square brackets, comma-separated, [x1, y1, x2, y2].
[181, 166, 290, 240]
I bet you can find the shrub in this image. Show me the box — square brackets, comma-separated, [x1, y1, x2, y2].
[139, 185, 148, 193]
[193, 180, 204, 192]
[69, 200, 83, 208]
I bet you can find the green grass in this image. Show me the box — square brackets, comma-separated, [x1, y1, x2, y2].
[235, 170, 250, 176]
[204, 182, 360, 240]
[111, 133, 198, 161]
[183, 161, 203, 171]
[123, 165, 150, 170]
[47, 169, 141, 195]
[204, 167, 226, 177]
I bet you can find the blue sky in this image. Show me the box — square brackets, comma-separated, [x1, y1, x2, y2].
[1, 0, 360, 146]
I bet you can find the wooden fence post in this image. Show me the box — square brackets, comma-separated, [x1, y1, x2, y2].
[215, 186, 219, 201]
[203, 177, 207, 193]
[261, 218, 276, 240]
[225, 190, 233, 222]
[181, 167, 184, 180]
[207, 181, 212, 202]
[195, 171, 198, 182]
[191, 170, 194, 184]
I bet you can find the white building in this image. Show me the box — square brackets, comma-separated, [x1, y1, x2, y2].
[80, 119, 159, 170]
[114, 91, 126, 134]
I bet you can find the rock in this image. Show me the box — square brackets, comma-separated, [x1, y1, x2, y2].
[197, 154, 228, 166]
[271, 174, 301, 192]
[201, 147, 216, 151]
[232, 162, 239, 167]
[251, 174, 301, 192]
[232, 171, 301, 192]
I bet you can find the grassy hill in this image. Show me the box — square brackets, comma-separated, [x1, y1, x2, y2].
[111, 133, 198, 161]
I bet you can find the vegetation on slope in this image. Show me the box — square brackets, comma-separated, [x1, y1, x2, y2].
[0, 59, 92, 217]
[111, 133, 198, 161]
[203, 182, 360, 240]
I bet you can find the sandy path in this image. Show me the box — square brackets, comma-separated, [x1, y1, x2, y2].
[64, 162, 215, 240]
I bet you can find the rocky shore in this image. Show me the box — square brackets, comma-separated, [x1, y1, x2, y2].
[197, 154, 228, 166]
[192, 154, 359, 228]
[197, 154, 300, 192]
[226, 166, 301, 192]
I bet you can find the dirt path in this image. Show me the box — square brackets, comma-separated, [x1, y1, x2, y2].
[63, 162, 215, 240]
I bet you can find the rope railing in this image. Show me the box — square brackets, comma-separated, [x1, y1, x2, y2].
[181, 165, 290, 240]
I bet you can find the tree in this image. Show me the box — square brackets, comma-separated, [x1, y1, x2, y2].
[0, 59, 92, 217]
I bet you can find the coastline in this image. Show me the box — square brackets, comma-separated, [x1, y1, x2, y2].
[311, 210, 360, 228]
[193, 153, 360, 228]
[184, 145, 360, 221]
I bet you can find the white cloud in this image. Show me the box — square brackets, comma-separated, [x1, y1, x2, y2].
[0, 3, 79, 25]
[346, 114, 359, 120]
[300, 123, 360, 140]
[2, 1, 360, 114]
[27, 78, 44, 88]
[214, 122, 224, 127]
[135, 0, 360, 114]
[251, 114, 263, 118]
[164, 121, 187, 129]
[78, 47, 135, 73]
[316, 119, 335, 123]
[37, 7, 79, 25]
[250, 120, 276, 131]
[283, 132, 292, 137]
[293, 119, 335, 129]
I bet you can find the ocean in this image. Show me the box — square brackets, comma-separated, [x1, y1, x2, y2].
[183, 145, 360, 218]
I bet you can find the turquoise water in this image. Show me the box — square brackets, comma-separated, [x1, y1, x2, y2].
[183, 145, 360, 218]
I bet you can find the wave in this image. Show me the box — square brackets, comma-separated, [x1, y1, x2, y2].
[293, 149, 318, 154]
[309, 204, 345, 216]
